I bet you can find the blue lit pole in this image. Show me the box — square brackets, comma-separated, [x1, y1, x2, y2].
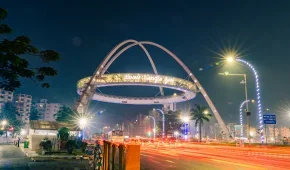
[181, 116, 190, 140]
[154, 108, 165, 138]
[148, 116, 156, 141]
[236, 59, 264, 142]
[239, 100, 249, 138]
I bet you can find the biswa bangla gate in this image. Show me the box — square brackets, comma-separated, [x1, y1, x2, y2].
[74, 40, 231, 138]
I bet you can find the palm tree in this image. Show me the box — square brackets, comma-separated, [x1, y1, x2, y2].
[190, 104, 212, 142]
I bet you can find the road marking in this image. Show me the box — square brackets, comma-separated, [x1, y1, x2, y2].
[165, 160, 175, 164]
[209, 159, 264, 169]
[140, 154, 155, 158]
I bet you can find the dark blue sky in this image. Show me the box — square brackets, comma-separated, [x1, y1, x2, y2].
[2, 0, 290, 125]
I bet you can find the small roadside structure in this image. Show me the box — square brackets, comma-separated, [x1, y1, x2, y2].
[28, 120, 80, 151]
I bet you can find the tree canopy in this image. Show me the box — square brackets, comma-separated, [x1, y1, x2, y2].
[158, 110, 182, 136]
[30, 106, 40, 120]
[0, 8, 60, 91]
[0, 102, 24, 135]
[190, 104, 212, 141]
[54, 106, 75, 123]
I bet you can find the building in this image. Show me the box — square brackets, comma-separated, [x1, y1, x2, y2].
[0, 89, 13, 111]
[28, 120, 80, 151]
[14, 94, 32, 123]
[34, 99, 62, 121]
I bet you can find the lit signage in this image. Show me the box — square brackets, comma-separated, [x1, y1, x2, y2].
[124, 74, 174, 83]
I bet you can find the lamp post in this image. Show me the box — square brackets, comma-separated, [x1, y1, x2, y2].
[153, 108, 165, 139]
[225, 56, 265, 142]
[148, 116, 156, 141]
[219, 72, 251, 143]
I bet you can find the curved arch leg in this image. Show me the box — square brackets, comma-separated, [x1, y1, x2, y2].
[139, 41, 231, 138]
[101, 42, 164, 96]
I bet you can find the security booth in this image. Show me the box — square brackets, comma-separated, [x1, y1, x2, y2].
[28, 120, 80, 151]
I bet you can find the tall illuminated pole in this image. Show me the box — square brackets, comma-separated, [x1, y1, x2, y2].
[218, 72, 251, 142]
[226, 57, 264, 142]
[154, 108, 165, 138]
[148, 116, 156, 141]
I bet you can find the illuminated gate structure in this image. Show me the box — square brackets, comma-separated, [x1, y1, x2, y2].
[74, 40, 231, 138]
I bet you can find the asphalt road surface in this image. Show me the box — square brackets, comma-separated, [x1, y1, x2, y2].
[140, 143, 290, 170]
[0, 144, 30, 170]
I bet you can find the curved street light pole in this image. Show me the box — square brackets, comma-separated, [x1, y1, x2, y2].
[239, 100, 250, 138]
[154, 109, 165, 138]
[148, 116, 156, 141]
[236, 59, 264, 142]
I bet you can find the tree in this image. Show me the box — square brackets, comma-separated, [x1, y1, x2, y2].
[159, 110, 182, 136]
[54, 106, 75, 123]
[0, 102, 24, 136]
[30, 107, 40, 120]
[0, 8, 60, 91]
[190, 104, 212, 142]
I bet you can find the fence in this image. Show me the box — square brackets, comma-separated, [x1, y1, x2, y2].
[102, 141, 140, 170]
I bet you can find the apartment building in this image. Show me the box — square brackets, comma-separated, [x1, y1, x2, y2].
[14, 94, 32, 123]
[34, 99, 62, 121]
[0, 89, 14, 110]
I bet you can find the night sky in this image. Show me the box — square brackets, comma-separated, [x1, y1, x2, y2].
[2, 0, 290, 126]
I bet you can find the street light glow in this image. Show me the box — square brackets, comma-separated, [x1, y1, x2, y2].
[79, 117, 88, 129]
[226, 56, 234, 63]
[21, 129, 26, 135]
[181, 116, 190, 123]
[1, 120, 7, 126]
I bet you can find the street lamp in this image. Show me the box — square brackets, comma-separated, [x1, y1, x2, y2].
[153, 108, 165, 139]
[203, 110, 209, 115]
[1, 120, 7, 126]
[148, 116, 156, 141]
[79, 118, 88, 129]
[225, 56, 264, 142]
[219, 71, 250, 141]
[20, 129, 26, 135]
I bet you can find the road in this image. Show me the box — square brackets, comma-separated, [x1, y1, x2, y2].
[140, 143, 290, 170]
[0, 144, 30, 170]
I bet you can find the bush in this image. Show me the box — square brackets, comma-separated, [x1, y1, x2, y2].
[58, 127, 70, 141]
[39, 138, 52, 152]
[81, 142, 88, 153]
[66, 140, 76, 154]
